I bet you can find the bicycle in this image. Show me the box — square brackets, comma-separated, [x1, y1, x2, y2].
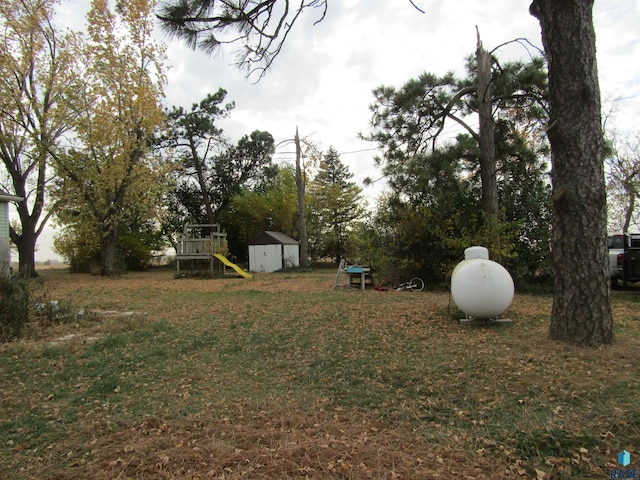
[395, 277, 425, 292]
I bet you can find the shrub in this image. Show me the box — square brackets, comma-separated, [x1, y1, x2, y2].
[0, 276, 81, 342]
[0, 276, 30, 342]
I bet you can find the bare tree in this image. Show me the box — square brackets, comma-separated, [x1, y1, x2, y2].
[606, 132, 640, 233]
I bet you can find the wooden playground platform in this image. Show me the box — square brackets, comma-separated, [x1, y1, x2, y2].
[175, 224, 251, 278]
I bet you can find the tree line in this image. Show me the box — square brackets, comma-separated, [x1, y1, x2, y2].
[0, 0, 368, 276]
[2, 0, 638, 345]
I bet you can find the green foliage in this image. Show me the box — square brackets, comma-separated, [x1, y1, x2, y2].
[54, 220, 164, 273]
[0, 276, 30, 341]
[368, 156, 551, 289]
[366, 196, 471, 286]
[0, 0, 78, 277]
[51, 0, 169, 276]
[224, 165, 299, 257]
[0, 276, 80, 341]
[118, 222, 166, 271]
[213, 130, 278, 210]
[53, 222, 101, 273]
[308, 147, 367, 264]
[159, 88, 234, 237]
[160, 90, 278, 257]
[364, 53, 551, 288]
[164, 89, 234, 145]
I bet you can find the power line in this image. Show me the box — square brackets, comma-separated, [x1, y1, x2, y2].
[272, 146, 380, 158]
[337, 147, 380, 156]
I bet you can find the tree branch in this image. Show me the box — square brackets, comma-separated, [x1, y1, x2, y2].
[156, 0, 328, 81]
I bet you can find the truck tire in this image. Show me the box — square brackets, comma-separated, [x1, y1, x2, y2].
[611, 276, 620, 290]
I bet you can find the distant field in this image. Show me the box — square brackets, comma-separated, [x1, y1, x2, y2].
[36, 263, 69, 270]
[11, 262, 69, 272]
[1, 269, 639, 479]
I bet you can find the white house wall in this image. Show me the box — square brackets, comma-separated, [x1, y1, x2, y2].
[0, 203, 9, 276]
[0, 203, 8, 238]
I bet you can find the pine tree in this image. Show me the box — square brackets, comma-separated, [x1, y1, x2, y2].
[310, 147, 366, 263]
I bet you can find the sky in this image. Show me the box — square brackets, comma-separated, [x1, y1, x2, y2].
[27, 0, 640, 262]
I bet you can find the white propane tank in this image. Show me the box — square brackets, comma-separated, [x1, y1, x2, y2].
[451, 246, 514, 319]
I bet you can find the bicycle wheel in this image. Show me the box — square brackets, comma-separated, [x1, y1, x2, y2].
[409, 277, 424, 292]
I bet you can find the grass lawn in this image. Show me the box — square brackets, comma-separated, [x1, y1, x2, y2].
[1, 269, 640, 479]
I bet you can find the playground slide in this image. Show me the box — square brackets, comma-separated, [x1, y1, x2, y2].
[213, 254, 253, 279]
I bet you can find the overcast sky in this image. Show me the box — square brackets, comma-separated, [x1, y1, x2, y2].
[32, 0, 640, 261]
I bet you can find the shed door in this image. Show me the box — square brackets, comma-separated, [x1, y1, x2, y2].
[282, 245, 299, 268]
[251, 244, 280, 273]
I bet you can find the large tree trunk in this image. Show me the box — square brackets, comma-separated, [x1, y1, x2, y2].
[101, 219, 120, 276]
[531, 0, 613, 345]
[623, 191, 635, 233]
[476, 30, 500, 258]
[8, 155, 49, 278]
[9, 201, 40, 278]
[11, 228, 38, 278]
[189, 137, 217, 226]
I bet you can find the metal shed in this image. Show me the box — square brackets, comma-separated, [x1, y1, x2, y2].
[248, 231, 299, 273]
[0, 190, 24, 276]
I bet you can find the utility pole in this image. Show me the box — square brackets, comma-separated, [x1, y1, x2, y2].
[294, 127, 309, 268]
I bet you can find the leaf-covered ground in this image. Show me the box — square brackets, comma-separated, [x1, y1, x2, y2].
[1, 269, 639, 479]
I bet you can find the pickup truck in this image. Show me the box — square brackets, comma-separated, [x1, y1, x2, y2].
[608, 233, 640, 288]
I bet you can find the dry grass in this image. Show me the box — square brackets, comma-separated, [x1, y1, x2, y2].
[1, 269, 640, 479]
